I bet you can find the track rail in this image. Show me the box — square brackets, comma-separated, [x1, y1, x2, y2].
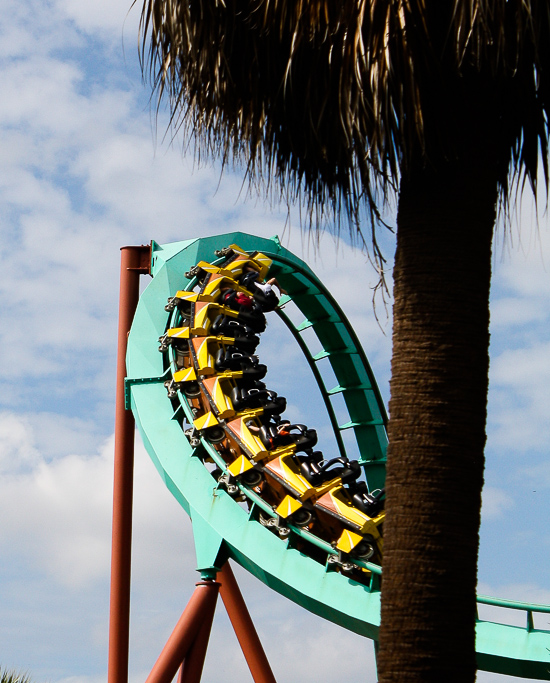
[126, 232, 550, 679]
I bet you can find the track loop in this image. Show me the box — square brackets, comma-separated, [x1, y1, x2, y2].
[159, 243, 385, 582]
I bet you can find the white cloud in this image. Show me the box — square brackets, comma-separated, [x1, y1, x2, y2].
[268, 618, 377, 682]
[0, 419, 113, 588]
[486, 192, 550, 458]
[493, 217, 550, 299]
[0, 58, 85, 134]
[0, 412, 41, 474]
[487, 342, 550, 452]
[0, 413, 194, 590]
[0, 0, 83, 59]
[490, 295, 548, 329]
[491, 342, 550, 388]
[56, 0, 141, 38]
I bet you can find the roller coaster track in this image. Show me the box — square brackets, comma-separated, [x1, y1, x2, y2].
[126, 232, 550, 680]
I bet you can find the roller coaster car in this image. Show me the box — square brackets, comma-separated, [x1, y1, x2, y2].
[251, 289, 280, 313]
[165, 290, 215, 314]
[172, 345, 191, 370]
[331, 528, 380, 568]
[210, 316, 260, 354]
[181, 380, 202, 399]
[189, 336, 265, 381]
[189, 337, 219, 376]
[189, 301, 218, 335]
[215, 246, 272, 281]
[238, 270, 281, 313]
[258, 422, 318, 453]
[165, 365, 202, 402]
[163, 344, 192, 372]
[298, 454, 361, 488]
[347, 482, 385, 517]
[187, 246, 272, 292]
[185, 260, 231, 283]
[192, 411, 226, 444]
[158, 326, 191, 352]
[222, 418, 315, 502]
[214, 348, 267, 380]
[314, 485, 385, 544]
[198, 376, 236, 419]
[201, 273, 248, 299]
[262, 453, 344, 503]
[219, 290, 267, 333]
[230, 386, 286, 419]
[238, 269, 262, 291]
[191, 301, 264, 336]
[224, 455, 265, 489]
[225, 416, 272, 461]
[211, 315, 258, 344]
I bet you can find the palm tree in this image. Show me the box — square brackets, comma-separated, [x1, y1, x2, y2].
[137, 1, 550, 680]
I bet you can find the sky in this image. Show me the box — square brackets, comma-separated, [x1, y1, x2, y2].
[0, 1, 549, 682]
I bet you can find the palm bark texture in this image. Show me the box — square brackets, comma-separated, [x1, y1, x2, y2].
[138, 1, 550, 680]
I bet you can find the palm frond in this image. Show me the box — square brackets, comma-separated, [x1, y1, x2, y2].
[0, 668, 32, 683]
[137, 0, 550, 234]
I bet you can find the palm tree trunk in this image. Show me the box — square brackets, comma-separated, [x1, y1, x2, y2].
[377, 151, 498, 682]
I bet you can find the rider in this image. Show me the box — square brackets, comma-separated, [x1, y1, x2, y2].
[239, 266, 288, 312]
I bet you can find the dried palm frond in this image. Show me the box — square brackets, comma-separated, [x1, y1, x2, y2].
[0, 668, 33, 683]
[138, 0, 550, 236]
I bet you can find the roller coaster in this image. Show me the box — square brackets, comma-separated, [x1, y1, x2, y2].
[118, 232, 550, 682]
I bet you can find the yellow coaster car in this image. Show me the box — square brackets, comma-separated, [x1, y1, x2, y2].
[263, 454, 343, 502]
[315, 486, 384, 550]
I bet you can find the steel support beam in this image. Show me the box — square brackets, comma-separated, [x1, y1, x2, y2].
[108, 245, 151, 683]
[145, 581, 220, 683]
[219, 563, 277, 683]
[178, 597, 218, 683]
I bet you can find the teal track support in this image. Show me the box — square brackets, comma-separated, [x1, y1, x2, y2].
[127, 233, 550, 679]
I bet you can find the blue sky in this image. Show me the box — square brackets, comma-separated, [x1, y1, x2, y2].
[0, 1, 549, 681]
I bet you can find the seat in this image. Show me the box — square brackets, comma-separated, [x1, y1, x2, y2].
[211, 316, 260, 352]
[221, 290, 266, 332]
[230, 386, 287, 417]
[349, 482, 386, 516]
[259, 422, 317, 453]
[299, 456, 360, 487]
[215, 348, 267, 380]
[239, 270, 280, 312]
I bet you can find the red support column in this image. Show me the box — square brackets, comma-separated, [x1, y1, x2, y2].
[145, 581, 220, 683]
[108, 245, 151, 683]
[219, 563, 277, 683]
[179, 600, 217, 683]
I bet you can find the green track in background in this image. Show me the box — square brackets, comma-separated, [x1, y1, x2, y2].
[126, 232, 550, 679]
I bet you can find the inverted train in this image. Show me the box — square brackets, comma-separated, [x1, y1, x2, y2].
[158, 244, 385, 580]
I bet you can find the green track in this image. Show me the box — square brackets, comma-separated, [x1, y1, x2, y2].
[126, 232, 550, 679]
